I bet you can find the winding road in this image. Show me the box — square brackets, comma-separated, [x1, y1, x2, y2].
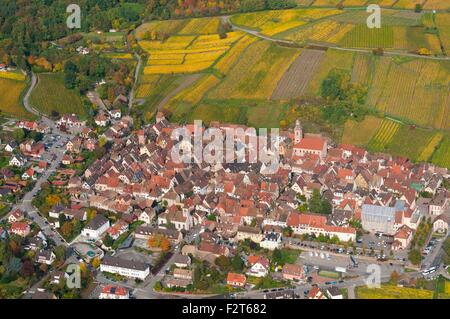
[222, 16, 450, 61]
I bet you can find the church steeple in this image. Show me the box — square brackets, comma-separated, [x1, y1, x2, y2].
[294, 119, 303, 144]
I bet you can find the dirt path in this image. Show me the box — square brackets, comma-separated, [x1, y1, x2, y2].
[155, 74, 202, 112]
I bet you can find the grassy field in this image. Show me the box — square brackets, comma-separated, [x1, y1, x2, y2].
[356, 285, 434, 299]
[0, 77, 32, 120]
[30, 73, 85, 117]
[341, 116, 382, 146]
[209, 41, 301, 99]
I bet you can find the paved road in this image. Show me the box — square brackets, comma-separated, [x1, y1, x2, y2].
[128, 53, 142, 112]
[223, 16, 450, 61]
[2, 71, 73, 247]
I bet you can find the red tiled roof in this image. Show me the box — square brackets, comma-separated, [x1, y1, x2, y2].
[294, 137, 325, 151]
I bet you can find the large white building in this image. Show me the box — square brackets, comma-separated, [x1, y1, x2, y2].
[361, 204, 396, 235]
[81, 215, 110, 239]
[287, 212, 356, 242]
[100, 256, 150, 280]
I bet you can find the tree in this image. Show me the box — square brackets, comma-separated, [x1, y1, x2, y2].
[408, 249, 422, 265]
[308, 189, 322, 213]
[60, 222, 73, 238]
[12, 128, 25, 142]
[20, 259, 34, 277]
[390, 270, 400, 284]
[215, 256, 231, 272]
[231, 254, 244, 272]
[92, 257, 101, 268]
[415, 3, 423, 12]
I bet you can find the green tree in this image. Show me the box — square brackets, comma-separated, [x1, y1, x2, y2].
[408, 249, 422, 265]
[231, 254, 244, 272]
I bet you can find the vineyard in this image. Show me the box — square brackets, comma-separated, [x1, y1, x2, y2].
[166, 74, 220, 117]
[30, 73, 85, 117]
[367, 119, 400, 152]
[305, 49, 354, 96]
[366, 58, 450, 130]
[424, 0, 450, 10]
[417, 133, 444, 162]
[432, 136, 450, 169]
[351, 53, 372, 85]
[341, 116, 382, 146]
[341, 25, 394, 48]
[209, 41, 301, 99]
[134, 20, 188, 40]
[436, 14, 450, 55]
[384, 126, 435, 161]
[393, 0, 425, 10]
[0, 71, 26, 81]
[0, 78, 32, 119]
[342, 0, 368, 7]
[140, 32, 244, 74]
[271, 49, 325, 100]
[178, 17, 220, 35]
[214, 35, 257, 75]
[230, 8, 342, 36]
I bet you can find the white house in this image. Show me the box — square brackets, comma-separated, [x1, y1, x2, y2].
[36, 250, 56, 265]
[100, 256, 150, 280]
[433, 214, 449, 234]
[246, 256, 269, 278]
[259, 232, 282, 251]
[9, 155, 26, 167]
[81, 215, 110, 239]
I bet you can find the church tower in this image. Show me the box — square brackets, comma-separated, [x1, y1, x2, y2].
[294, 119, 303, 144]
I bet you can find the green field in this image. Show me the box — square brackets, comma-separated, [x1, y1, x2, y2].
[30, 73, 85, 117]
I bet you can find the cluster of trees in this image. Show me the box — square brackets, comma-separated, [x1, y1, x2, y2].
[171, 0, 296, 17]
[147, 234, 171, 251]
[307, 189, 332, 215]
[214, 254, 244, 273]
[0, 0, 143, 68]
[64, 54, 133, 95]
[320, 69, 371, 124]
[0, 234, 64, 298]
[408, 217, 432, 265]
